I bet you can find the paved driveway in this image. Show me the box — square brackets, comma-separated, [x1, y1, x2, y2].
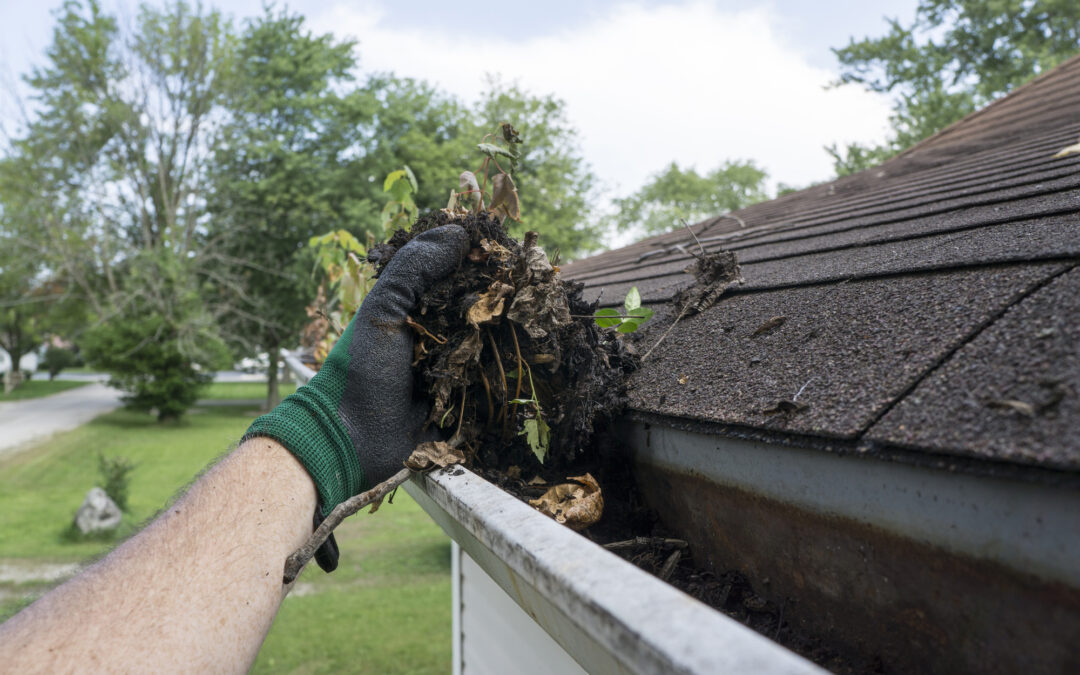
[0, 383, 123, 458]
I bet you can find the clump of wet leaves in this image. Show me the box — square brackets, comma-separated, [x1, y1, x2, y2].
[370, 211, 638, 493]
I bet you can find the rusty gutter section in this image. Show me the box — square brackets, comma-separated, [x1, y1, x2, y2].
[625, 421, 1080, 673]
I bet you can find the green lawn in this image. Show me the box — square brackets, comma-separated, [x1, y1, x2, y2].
[0, 379, 89, 401]
[201, 381, 297, 401]
[0, 387, 451, 673]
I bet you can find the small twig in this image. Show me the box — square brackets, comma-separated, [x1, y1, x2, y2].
[405, 316, 447, 344]
[283, 467, 412, 584]
[569, 314, 644, 319]
[680, 218, 706, 258]
[659, 548, 682, 582]
[642, 302, 691, 362]
[486, 328, 509, 436]
[793, 377, 816, 402]
[479, 369, 495, 424]
[455, 385, 467, 438]
[509, 323, 524, 427]
[603, 537, 688, 551]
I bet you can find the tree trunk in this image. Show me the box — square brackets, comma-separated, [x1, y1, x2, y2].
[265, 343, 280, 411]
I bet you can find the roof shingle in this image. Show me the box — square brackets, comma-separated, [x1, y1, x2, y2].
[563, 54, 1080, 472]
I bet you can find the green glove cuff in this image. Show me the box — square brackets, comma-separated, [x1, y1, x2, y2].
[243, 376, 365, 516]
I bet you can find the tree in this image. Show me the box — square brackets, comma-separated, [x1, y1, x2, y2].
[610, 161, 768, 236]
[829, 0, 1080, 175]
[210, 7, 369, 409]
[14, 0, 235, 419]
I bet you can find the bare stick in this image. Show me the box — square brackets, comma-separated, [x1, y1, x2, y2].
[283, 468, 412, 584]
[486, 328, 509, 437]
[659, 548, 683, 582]
[509, 323, 524, 426]
[680, 218, 706, 257]
[642, 302, 691, 362]
[603, 537, 688, 551]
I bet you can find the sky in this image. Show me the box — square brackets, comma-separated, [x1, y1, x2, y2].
[0, 0, 919, 236]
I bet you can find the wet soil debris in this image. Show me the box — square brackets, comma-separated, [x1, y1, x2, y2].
[372, 210, 637, 477]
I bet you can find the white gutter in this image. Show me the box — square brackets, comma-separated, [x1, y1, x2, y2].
[405, 467, 823, 674]
[281, 349, 822, 674]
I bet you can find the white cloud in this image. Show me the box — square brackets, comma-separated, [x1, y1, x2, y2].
[311, 1, 891, 197]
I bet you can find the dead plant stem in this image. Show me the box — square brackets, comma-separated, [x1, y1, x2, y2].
[642, 302, 691, 362]
[283, 467, 412, 584]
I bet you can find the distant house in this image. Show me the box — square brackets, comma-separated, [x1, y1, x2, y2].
[559, 53, 1080, 672]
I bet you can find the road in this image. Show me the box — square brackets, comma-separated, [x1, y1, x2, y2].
[0, 371, 275, 459]
[0, 383, 124, 458]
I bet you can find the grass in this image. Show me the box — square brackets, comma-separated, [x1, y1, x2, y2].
[201, 381, 298, 400]
[0, 379, 89, 401]
[0, 386, 451, 673]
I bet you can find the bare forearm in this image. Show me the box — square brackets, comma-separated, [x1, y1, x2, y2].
[0, 439, 316, 673]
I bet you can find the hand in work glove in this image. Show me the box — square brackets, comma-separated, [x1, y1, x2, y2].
[244, 225, 469, 571]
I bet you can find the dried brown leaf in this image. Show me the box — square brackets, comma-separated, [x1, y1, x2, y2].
[528, 473, 603, 531]
[405, 441, 467, 471]
[490, 172, 521, 222]
[507, 282, 572, 339]
[466, 282, 514, 328]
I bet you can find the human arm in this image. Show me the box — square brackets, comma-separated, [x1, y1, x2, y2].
[0, 225, 470, 672]
[0, 438, 315, 673]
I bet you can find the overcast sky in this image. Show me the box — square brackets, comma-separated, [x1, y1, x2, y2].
[1, 0, 918, 230]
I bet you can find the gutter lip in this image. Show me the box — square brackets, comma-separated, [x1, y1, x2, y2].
[406, 465, 825, 675]
[626, 409, 1080, 489]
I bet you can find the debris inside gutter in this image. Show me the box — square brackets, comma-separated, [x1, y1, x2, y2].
[375, 212, 870, 673]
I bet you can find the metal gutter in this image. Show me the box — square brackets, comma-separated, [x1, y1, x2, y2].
[624, 419, 1080, 673]
[404, 466, 824, 675]
[281, 350, 315, 384]
[626, 422, 1080, 587]
[281, 348, 823, 673]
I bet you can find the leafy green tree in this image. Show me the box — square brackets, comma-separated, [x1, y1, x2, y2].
[830, 0, 1080, 175]
[611, 161, 768, 236]
[14, 0, 235, 418]
[81, 252, 230, 421]
[210, 7, 370, 408]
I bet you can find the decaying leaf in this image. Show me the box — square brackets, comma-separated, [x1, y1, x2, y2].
[762, 399, 808, 415]
[490, 172, 521, 222]
[430, 332, 484, 425]
[459, 171, 482, 209]
[467, 282, 514, 328]
[507, 283, 572, 339]
[521, 243, 555, 283]
[752, 316, 787, 337]
[528, 473, 603, 531]
[1052, 136, 1080, 159]
[480, 238, 514, 265]
[501, 122, 522, 144]
[674, 250, 744, 316]
[405, 441, 467, 471]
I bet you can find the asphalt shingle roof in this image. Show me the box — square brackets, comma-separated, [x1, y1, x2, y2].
[563, 55, 1080, 473]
